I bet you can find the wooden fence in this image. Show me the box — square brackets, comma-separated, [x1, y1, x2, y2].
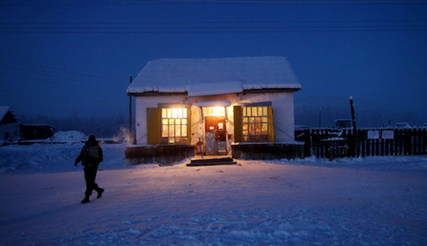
[295, 128, 427, 159]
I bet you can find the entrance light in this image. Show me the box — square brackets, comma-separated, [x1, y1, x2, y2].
[204, 107, 225, 117]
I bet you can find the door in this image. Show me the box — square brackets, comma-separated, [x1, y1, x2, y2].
[205, 116, 227, 155]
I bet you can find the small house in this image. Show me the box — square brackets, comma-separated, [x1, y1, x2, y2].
[20, 124, 56, 141]
[125, 56, 303, 164]
[0, 106, 20, 144]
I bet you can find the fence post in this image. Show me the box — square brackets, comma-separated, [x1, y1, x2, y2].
[320, 129, 325, 158]
[406, 129, 409, 155]
[305, 129, 312, 157]
[313, 129, 318, 158]
[415, 129, 420, 154]
[424, 128, 427, 154]
[368, 136, 372, 156]
[398, 130, 404, 155]
[360, 129, 366, 157]
[390, 131, 394, 156]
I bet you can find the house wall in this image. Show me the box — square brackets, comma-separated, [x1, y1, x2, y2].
[135, 95, 187, 145]
[0, 123, 20, 144]
[134, 92, 295, 145]
[241, 92, 295, 142]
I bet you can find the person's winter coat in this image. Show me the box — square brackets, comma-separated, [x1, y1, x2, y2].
[74, 140, 103, 168]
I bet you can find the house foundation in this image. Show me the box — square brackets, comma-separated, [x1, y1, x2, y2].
[231, 142, 305, 160]
[125, 144, 195, 165]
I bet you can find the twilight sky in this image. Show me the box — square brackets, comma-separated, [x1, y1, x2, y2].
[0, 0, 426, 125]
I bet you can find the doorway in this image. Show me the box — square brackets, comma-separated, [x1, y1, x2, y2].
[205, 116, 227, 155]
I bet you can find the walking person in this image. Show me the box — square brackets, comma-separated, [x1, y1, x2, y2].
[74, 135, 105, 204]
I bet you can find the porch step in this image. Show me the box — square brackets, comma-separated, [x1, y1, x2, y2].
[187, 157, 237, 167]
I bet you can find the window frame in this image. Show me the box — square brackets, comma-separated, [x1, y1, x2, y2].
[160, 107, 189, 144]
[242, 105, 270, 142]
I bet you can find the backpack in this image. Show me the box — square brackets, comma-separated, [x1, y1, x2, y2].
[84, 145, 103, 166]
[87, 146, 100, 159]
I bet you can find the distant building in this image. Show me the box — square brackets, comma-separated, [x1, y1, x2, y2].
[126, 56, 303, 163]
[20, 124, 56, 140]
[0, 106, 20, 144]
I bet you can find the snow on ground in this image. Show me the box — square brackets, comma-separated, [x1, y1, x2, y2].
[1, 144, 427, 245]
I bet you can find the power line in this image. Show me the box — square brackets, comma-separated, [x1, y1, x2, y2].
[132, 0, 427, 5]
[1, 27, 425, 33]
[0, 63, 123, 89]
[0, 69, 124, 94]
[2, 19, 427, 25]
[0, 90, 126, 106]
[1, 20, 426, 33]
[0, 52, 122, 80]
[2, 0, 427, 6]
[0, 59, 114, 82]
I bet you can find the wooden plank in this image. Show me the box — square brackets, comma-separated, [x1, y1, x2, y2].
[146, 107, 161, 144]
[379, 139, 386, 156]
[416, 129, 422, 154]
[361, 131, 366, 157]
[233, 106, 243, 143]
[385, 139, 390, 156]
[398, 130, 403, 155]
[368, 130, 372, 156]
[267, 106, 275, 142]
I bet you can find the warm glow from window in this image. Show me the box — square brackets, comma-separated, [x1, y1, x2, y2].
[161, 107, 188, 144]
[203, 107, 225, 117]
[164, 108, 187, 119]
[242, 106, 269, 142]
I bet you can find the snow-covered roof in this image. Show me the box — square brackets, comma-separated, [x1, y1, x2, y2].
[188, 81, 243, 97]
[127, 56, 301, 96]
[0, 106, 11, 120]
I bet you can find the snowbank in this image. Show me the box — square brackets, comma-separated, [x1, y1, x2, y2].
[0, 143, 127, 174]
[1, 143, 427, 174]
[51, 131, 87, 143]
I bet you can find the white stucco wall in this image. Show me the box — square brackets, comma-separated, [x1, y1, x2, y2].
[134, 91, 296, 145]
[240, 92, 295, 142]
[134, 95, 187, 145]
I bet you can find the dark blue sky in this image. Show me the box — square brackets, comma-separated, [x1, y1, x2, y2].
[1, 0, 426, 126]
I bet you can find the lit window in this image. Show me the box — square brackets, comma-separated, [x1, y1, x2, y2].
[203, 107, 225, 117]
[242, 106, 269, 142]
[161, 108, 188, 144]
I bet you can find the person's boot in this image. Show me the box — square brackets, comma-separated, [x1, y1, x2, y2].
[81, 195, 90, 204]
[97, 188, 104, 199]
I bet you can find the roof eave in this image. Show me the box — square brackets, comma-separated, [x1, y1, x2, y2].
[128, 87, 301, 96]
[127, 91, 188, 96]
[243, 87, 302, 93]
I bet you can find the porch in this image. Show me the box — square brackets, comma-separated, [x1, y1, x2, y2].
[187, 155, 237, 166]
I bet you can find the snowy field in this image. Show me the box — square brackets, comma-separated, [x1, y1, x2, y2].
[1, 144, 427, 245]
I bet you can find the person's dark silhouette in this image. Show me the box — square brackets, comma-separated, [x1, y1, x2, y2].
[74, 135, 104, 204]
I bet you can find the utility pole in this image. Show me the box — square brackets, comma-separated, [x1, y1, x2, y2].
[129, 75, 133, 144]
[349, 96, 357, 132]
[349, 96, 358, 157]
